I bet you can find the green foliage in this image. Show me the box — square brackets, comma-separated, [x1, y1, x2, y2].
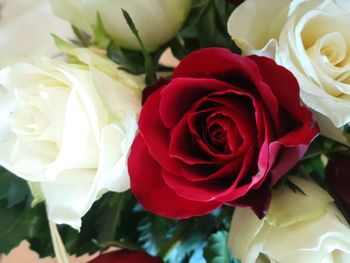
[121, 9, 157, 84]
[107, 42, 146, 74]
[92, 13, 111, 49]
[204, 230, 240, 263]
[170, 0, 240, 61]
[0, 168, 31, 207]
[287, 136, 350, 190]
[0, 168, 52, 255]
[107, 42, 167, 76]
[0, 168, 236, 262]
[138, 214, 175, 256]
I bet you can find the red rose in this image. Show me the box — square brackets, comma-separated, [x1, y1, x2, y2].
[326, 153, 350, 216]
[89, 250, 163, 263]
[128, 48, 318, 218]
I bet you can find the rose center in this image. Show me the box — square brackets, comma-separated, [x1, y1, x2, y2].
[12, 104, 49, 136]
[207, 122, 229, 153]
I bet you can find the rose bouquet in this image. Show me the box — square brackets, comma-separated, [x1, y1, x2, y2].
[0, 0, 350, 263]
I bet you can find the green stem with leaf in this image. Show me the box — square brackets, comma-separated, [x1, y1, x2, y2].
[122, 9, 157, 84]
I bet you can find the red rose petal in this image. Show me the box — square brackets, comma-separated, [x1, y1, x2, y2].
[228, 180, 272, 219]
[128, 134, 221, 218]
[326, 154, 350, 215]
[249, 55, 318, 142]
[173, 48, 258, 82]
[159, 78, 234, 129]
[249, 55, 319, 184]
[139, 88, 181, 174]
[89, 250, 163, 263]
[142, 78, 170, 105]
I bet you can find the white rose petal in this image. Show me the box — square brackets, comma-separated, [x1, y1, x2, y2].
[228, 177, 350, 263]
[228, 0, 350, 145]
[0, 48, 143, 229]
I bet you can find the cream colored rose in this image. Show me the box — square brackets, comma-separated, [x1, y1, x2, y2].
[228, 0, 350, 145]
[48, 0, 191, 51]
[228, 177, 350, 263]
[0, 47, 143, 229]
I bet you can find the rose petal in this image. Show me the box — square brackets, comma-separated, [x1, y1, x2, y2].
[128, 134, 221, 218]
[89, 250, 163, 263]
[173, 48, 261, 83]
[138, 88, 181, 174]
[159, 77, 235, 128]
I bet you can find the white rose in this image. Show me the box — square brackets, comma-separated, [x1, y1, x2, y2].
[0, 47, 143, 229]
[228, 0, 350, 145]
[228, 177, 350, 263]
[48, 0, 191, 51]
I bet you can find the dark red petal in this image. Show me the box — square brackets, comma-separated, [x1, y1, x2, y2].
[89, 250, 163, 263]
[200, 91, 258, 154]
[173, 48, 258, 81]
[215, 145, 262, 202]
[248, 55, 318, 141]
[326, 153, 350, 216]
[162, 166, 236, 202]
[163, 146, 258, 202]
[159, 78, 234, 128]
[139, 88, 180, 174]
[226, 0, 244, 5]
[128, 134, 221, 218]
[169, 110, 216, 165]
[142, 78, 170, 105]
[188, 109, 235, 160]
[179, 157, 242, 182]
[228, 180, 272, 219]
[249, 55, 319, 184]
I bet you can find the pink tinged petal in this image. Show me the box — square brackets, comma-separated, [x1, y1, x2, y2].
[128, 134, 221, 219]
[249, 55, 319, 185]
[268, 142, 309, 186]
[249, 55, 319, 142]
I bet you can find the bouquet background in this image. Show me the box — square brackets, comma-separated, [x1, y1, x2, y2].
[0, 0, 350, 263]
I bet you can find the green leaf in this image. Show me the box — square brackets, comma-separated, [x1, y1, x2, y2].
[182, 0, 211, 28]
[0, 168, 31, 207]
[204, 230, 231, 263]
[138, 214, 175, 256]
[107, 42, 145, 74]
[0, 167, 53, 256]
[92, 12, 111, 49]
[0, 202, 51, 255]
[177, 0, 239, 54]
[285, 178, 307, 196]
[155, 208, 234, 263]
[169, 37, 188, 60]
[96, 192, 130, 243]
[72, 25, 90, 47]
[303, 135, 348, 160]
